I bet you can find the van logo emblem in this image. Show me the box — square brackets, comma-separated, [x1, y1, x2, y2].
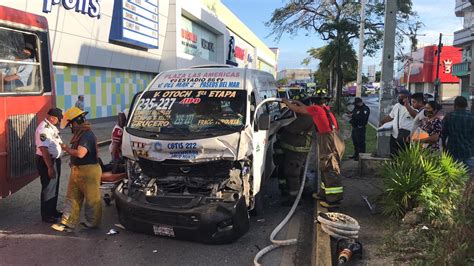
[180, 167, 191, 174]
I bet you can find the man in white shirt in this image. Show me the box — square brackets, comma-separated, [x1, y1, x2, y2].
[410, 93, 428, 135]
[35, 108, 64, 223]
[380, 90, 415, 155]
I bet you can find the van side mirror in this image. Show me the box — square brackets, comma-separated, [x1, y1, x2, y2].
[257, 113, 270, 131]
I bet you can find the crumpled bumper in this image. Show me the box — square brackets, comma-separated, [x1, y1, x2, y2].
[114, 183, 250, 244]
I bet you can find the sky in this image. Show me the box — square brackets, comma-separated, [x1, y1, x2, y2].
[221, 0, 463, 73]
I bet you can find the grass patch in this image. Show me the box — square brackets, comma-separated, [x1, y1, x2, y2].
[336, 115, 377, 159]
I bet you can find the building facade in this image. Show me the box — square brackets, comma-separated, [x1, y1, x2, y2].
[277, 69, 312, 84]
[453, 0, 474, 109]
[404, 45, 461, 101]
[1, 0, 278, 119]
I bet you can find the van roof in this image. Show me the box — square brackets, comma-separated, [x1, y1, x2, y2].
[147, 67, 274, 92]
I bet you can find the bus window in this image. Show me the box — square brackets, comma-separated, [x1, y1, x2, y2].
[0, 28, 42, 94]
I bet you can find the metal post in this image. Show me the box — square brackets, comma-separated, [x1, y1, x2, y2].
[376, 0, 398, 157]
[434, 33, 443, 102]
[356, 0, 367, 98]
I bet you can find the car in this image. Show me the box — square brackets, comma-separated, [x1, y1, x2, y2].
[363, 84, 376, 95]
[343, 86, 356, 96]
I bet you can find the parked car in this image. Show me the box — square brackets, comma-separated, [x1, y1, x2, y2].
[363, 84, 376, 95]
[343, 86, 356, 96]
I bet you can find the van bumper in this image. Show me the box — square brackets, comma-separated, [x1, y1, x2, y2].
[114, 183, 250, 244]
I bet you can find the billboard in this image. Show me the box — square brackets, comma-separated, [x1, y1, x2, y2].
[110, 0, 159, 49]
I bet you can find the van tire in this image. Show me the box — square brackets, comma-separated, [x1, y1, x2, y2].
[249, 191, 264, 216]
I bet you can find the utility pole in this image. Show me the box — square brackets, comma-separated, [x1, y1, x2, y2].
[376, 0, 398, 157]
[434, 33, 443, 102]
[356, 0, 367, 98]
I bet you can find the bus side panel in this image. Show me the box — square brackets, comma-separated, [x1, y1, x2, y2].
[0, 95, 52, 198]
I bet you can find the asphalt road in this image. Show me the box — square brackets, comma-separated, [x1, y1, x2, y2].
[0, 146, 314, 265]
[362, 95, 380, 127]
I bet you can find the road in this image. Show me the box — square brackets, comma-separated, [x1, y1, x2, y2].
[361, 95, 380, 127]
[0, 145, 314, 265]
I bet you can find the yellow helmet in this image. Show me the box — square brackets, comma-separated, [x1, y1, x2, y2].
[61, 107, 88, 129]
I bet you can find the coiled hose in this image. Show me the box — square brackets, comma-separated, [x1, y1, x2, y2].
[253, 141, 314, 266]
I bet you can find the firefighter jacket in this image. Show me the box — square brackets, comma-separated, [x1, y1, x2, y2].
[277, 114, 314, 153]
[350, 104, 370, 128]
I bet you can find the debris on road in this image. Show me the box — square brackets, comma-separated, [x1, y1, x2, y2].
[257, 219, 265, 223]
[153, 250, 158, 253]
[115, 223, 126, 230]
[106, 229, 119, 236]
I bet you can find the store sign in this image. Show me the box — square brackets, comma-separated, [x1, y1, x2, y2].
[43, 0, 101, 18]
[110, 0, 159, 49]
[443, 59, 453, 74]
[226, 32, 255, 68]
[181, 16, 217, 62]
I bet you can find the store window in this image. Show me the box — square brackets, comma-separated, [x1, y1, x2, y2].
[0, 28, 42, 94]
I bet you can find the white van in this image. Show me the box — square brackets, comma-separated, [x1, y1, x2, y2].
[115, 65, 295, 243]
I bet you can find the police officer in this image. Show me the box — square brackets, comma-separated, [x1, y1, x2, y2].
[35, 108, 63, 223]
[349, 97, 370, 160]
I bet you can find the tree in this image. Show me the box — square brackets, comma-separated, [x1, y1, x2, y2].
[375, 70, 381, 82]
[276, 78, 289, 86]
[266, 0, 416, 113]
[303, 40, 357, 95]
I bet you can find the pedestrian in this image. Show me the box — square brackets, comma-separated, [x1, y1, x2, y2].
[278, 94, 314, 205]
[109, 112, 126, 163]
[3, 43, 35, 91]
[51, 107, 102, 232]
[75, 95, 85, 111]
[413, 101, 443, 152]
[410, 92, 428, 136]
[282, 88, 345, 208]
[380, 90, 414, 156]
[348, 97, 370, 160]
[442, 96, 474, 173]
[35, 108, 64, 223]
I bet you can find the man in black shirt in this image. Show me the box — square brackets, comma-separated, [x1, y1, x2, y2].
[52, 107, 102, 232]
[349, 97, 370, 160]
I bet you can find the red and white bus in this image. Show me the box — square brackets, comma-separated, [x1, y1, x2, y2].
[0, 6, 55, 198]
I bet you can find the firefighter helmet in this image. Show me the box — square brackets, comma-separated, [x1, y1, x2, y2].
[312, 87, 331, 99]
[61, 107, 88, 129]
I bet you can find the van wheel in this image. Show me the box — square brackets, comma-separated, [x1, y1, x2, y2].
[249, 192, 264, 216]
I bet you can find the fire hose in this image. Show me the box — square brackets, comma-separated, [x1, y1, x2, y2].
[253, 141, 314, 266]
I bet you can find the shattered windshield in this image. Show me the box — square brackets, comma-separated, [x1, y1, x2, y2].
[129, 89, 246, 136]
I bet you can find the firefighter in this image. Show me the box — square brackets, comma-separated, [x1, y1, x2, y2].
[349, 97, 370, 160]
[35, 108, 64, 223]
[282, 88, 345, 208]
[52, 107, 102, 232]
[278, 93, 314, 205]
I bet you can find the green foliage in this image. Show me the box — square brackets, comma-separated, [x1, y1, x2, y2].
[380, 144, 469, 220]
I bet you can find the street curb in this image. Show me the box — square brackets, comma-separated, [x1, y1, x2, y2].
[312, 200, 332, 266]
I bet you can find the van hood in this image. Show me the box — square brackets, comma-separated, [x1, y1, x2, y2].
[123, 127, 253, 163]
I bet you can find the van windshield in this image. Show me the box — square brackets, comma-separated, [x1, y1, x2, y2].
[129, 89, 247, 136]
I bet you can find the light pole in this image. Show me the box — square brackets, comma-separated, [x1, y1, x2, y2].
[356, 0, 367, 98]
[434, 33, 443, 101]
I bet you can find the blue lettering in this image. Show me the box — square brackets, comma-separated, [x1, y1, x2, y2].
[43, 0, 61, 13]
[62, 0, 77, 10]
[42, 0, 100, 18]
[229, 82, 240, 88]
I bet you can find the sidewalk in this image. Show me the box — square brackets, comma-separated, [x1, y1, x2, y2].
[59, 116, 116, 146]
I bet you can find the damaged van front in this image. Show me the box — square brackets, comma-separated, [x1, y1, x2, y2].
[115, 67, 293, 243]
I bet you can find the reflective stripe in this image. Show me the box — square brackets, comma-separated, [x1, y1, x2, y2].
[321, 182, 343, 194]
[280, 134, 312, 153]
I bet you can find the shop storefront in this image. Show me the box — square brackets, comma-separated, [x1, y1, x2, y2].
[404, 45, 461, 101]
[1, 0, 278, 119]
